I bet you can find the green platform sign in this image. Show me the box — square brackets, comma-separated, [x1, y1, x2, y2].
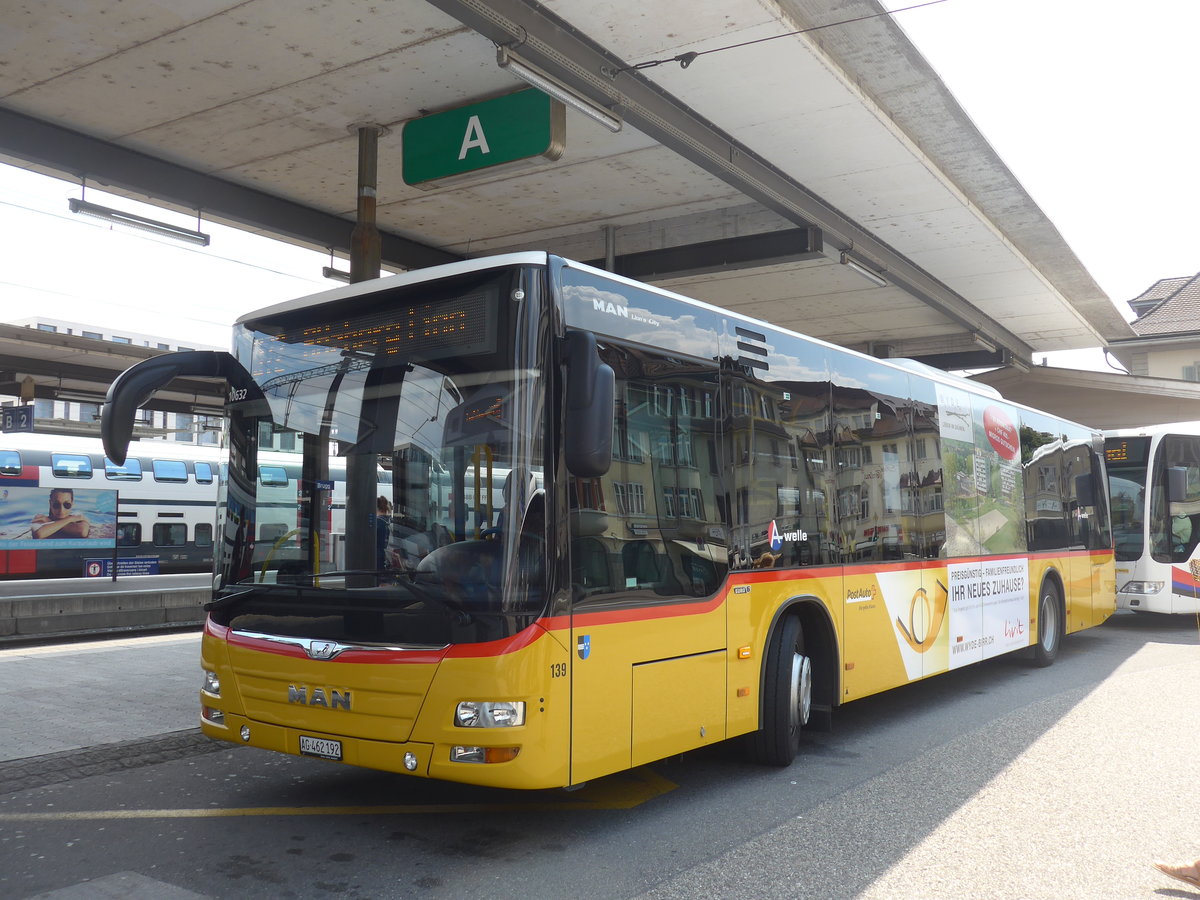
[402, 89, 565, 187]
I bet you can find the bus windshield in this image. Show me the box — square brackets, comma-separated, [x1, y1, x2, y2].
[211, 266, 548, 645]
[1108, 472, 1145, 561]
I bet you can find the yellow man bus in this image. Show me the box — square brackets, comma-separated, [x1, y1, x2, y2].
[101, 253, 1115, 789]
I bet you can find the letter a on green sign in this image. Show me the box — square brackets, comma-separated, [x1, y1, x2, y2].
[403, 89, 565, 186]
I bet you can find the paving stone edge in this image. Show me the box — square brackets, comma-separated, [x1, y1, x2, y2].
[0, 730, 226, 796]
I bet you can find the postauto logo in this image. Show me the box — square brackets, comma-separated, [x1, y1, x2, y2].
[768, 520, 808, 552]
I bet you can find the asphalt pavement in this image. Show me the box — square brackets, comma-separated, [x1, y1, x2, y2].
[1, 614, 1199, 899]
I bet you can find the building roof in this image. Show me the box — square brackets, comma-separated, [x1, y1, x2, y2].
[1129, 273, 1200, 336]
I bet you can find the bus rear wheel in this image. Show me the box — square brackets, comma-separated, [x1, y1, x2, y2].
[1032, 580, 1062, 668]
[748, 614, 811, 766]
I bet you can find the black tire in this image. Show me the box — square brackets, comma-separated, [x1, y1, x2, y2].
[1031, 580, 1062, 667]
[747, 614, 812, 766]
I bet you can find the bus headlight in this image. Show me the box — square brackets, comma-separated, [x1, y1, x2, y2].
[203, 670, 221, 695]
[454, 700, 526, 728]
[1120, 581, 1165, 594]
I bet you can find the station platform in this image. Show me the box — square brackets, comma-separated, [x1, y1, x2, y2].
[0, 573, 209, 642]
[0, 630, 212, 794]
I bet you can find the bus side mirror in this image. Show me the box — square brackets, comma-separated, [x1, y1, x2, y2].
[563, 331, 614, 478]
[102, 350, 254, 464]
[1167, 466, 1189, 504]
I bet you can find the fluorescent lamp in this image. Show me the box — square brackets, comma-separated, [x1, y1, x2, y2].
[56, 390, 109, 404]
[322, 266, 352, 283]
[69, 197, 211, 246]
[497, 47, 622, 133]
[971, 333, 998, 354]
[839, 251, 888, 288]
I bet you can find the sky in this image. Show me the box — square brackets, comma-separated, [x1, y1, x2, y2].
[0, 168, 342, 348]
[884, 0, 1200, 310]
[2, 0, 1198, 365]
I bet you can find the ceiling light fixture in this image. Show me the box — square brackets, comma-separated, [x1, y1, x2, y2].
[839, 251, 888, 288]
[971, 332, 998, 354]
[69, 197, 211, 246]
[1006, 353, 1032, 374]
[55, 390, 110, 404]
[323, 249, 351, 283]
[497, 47, 622, 133]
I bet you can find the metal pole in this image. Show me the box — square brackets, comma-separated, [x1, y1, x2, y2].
[350, 124, 383, 283]
[346, 124, 384, 592]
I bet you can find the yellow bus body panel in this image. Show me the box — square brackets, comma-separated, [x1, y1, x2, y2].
[200, 622, 573, 790]
[567, 593, 726, 784]
[198, 548, 1113, 789]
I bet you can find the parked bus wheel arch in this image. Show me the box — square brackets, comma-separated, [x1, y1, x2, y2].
[747, 598, 838, 766]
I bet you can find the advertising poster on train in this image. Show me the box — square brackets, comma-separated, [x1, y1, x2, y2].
[0, 485, 117, 549]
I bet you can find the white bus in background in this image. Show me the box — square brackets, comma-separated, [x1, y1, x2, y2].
[1104, 422, 1200, 613]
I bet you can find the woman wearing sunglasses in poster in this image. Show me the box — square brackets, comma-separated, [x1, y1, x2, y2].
[31, 488, 93, 540]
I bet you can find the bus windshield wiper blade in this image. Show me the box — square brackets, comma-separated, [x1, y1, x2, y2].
[204, 586, 278, 613]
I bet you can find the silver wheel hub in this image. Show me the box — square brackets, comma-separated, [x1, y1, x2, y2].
[789, 652, 813, 728]
[1042, 594, 1059, 649]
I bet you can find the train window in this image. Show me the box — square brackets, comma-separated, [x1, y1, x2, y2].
[105, 457, 143, 481]
[152, 523, 187, 546]
[0, 450, 20, 476]
[195, 523, 213, 548]
[194, 462, 214, 484]
[259, 465, 288, 486]
[259, 522, 288, 543]
[152, 459, 189, 483]
[51, 453, 93, 478]
[117, 523, 142, 547]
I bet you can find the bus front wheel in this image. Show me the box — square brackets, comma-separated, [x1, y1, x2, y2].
[748, 614, 811, 766]
[1032, 580, 1062, 668]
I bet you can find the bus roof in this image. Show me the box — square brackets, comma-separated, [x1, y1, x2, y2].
[1104, 421, 1200, 438]
[235, 251, 1091, 434]
[236, 252, 551, 326]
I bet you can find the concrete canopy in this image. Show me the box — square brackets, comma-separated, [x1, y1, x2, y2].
[1, 0, 1134, 370]
[970, 365, 1200, 432]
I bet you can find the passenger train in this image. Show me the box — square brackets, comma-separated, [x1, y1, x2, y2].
[0, 431, 465, 582]
[0, 432, 221, 579]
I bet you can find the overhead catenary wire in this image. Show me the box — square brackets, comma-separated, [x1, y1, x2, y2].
[607, 0, 950, 75]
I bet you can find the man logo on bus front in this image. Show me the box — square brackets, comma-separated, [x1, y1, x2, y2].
[577, 635, 590, 660]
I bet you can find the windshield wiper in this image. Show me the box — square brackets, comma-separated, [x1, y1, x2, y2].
[203, 585, 296, 613]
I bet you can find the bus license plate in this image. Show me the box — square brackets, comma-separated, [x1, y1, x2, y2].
[299, 735, 342, 760]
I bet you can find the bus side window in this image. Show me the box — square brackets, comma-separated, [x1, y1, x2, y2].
[572, 537, 611, 596]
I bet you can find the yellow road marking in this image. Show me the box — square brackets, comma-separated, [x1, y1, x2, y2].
[0, 767, 677, 821]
